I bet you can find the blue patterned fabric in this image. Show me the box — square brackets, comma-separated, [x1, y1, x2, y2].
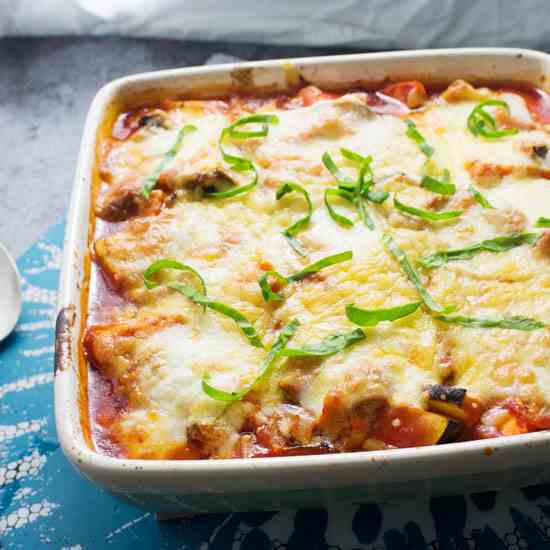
[2, 222, 550, 549]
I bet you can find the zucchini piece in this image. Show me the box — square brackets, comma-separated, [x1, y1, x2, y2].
[438, 419, 464, 444]
[428, 400, 467, 422]
[420, 411, 453, 445]
[426, 384, 468, 422]
[426, 384, 466, 405]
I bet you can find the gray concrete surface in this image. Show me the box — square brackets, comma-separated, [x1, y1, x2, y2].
[0, 37, 353, 257]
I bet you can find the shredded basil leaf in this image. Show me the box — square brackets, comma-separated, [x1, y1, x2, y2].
[346, 301, 421, 327]
[355, 193, 375, 230]
[226, 114, 279, 140]
[258, 270, 289, 302]
[340, 147, 370, 165]
[207, 114, 278, 199]
[421, 170, 456, 195]
[342, 148, 388, 204]
[324, 188, 355, 227]
[258, 252, 352, 302]
[322, 151, 356, 191]
[204, 165, 259, 199]
[467, 100, 519, 139]
[324, 149, 386, 202]
[418, 233, 540, 269]
[200, 378, 243, 402]
[364, 189, 390, 203]
[535, 217, 550, 228]
[382, 233, 453, 313]
[218, 126, 255, 172]
[202, 319, 299, 401]
[143, 258, 206, 296]
[341, 148, 375, 189]
[404, 119, 434, 158]
[141, 124, 197, 199]
[281, 328, 365, 357]
[202, 299, 263, 346]
[347, 150, 381, 228]
[144, 261, 262, 347]
[468, 184, 493, 209]
[168, 282, 263, 347]
[276, 182, 312, 256]
[394, 196, 463, 221]
[288, 251, 353, 282]
[282, 235, 307, 257]
[435, 314, 545, 331]
[324, 148, 384, 230]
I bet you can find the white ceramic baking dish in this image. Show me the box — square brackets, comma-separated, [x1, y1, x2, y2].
[54, 48, 550, 513]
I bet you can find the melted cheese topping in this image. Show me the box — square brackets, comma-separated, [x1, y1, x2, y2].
[86, 81, 550, 459]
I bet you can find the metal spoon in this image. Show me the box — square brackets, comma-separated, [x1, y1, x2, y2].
[0, 242, 22, 341]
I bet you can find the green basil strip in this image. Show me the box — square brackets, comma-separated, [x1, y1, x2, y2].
[404, 119, 434, 158]
[324, 188, 355, 227]
[346, 301, 421, 327]
[346, 154, 379, 227]
[143, 259, 206, 295]
[283, 235, 307, 257]
[340, 148, 388, 204]
[467, 100, 519, 139]
[394, 196, 463, 221]
[200, 378, 244, 402]
[141, 124, 197, 198]
[340, 148, 375, 188]
[202, 319, 299, 401]
[435, 314, 545, 331]
[204, 165, 259, 200]
[364, 189, 390, 204]
[258, 252, 352, 302]
[418, 232, 540, 269]
[421, 171, 456, 195]
[258, 270, 289, 303]
[323, 148, 384, 230]
[340, 147, 369, 165]
[535, 217, 550, 228]
[382, 234, 453, 314]
[322, 151, 356, 191]
[200, 299, 263, 347]
[276, 182, 313, 256]
[288, 251, 353, 282]
[218, 127, 254, 171]
[281, 328, 365, 357]
[355, 193, 375, 230]
[207, 114, 278, 199]
[468, 184, 493, 209]
[144, 260, 262, 347]
[226, 114, 279, 140]
[338, 148, 382, 228]
[168, 282, 263, 348]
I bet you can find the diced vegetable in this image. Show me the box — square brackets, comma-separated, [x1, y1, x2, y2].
[371, 406, 451, 447]
[426, 384, 466, 405]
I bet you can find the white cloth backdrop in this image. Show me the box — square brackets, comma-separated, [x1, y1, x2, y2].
[2, 0, 550, 50]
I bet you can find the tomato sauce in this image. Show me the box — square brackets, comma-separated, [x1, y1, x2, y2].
[501, 84, 550, 124]
[87, 368, 126, 457]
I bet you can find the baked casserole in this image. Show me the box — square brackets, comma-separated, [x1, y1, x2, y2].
[83, 78, 550, 461]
